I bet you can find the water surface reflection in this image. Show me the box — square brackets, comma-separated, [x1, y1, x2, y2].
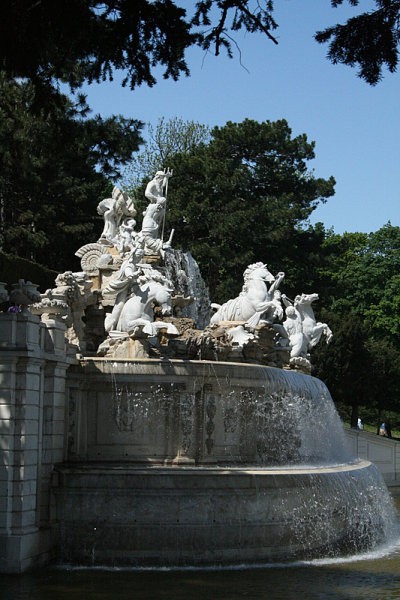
[2, 546, 400, 600]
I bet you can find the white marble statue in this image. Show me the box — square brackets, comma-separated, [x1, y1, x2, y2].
[144, 169, 172, 204]
[78, 177, 333, 366]
[116, 217, 137, 254]
[292, 293, 333, 349]
[210, 263, 285, 328]
[277, 293, 332, 359]
[141, 169, 173, 256]
[103, 242, 145, 332]
[97, 186, 136, 245]
[104, 264, 175, 336]
[279, 303, 308, 358]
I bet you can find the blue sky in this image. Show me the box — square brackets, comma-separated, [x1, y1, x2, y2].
[81, 0, 399, 235]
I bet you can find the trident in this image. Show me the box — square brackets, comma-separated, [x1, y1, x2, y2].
[161, 167, 173, 243]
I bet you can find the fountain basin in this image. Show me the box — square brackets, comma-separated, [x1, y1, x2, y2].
[55, 358, 396, 566]
[55, 461, 392, 567]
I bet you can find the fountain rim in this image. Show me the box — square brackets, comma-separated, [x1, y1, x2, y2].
[79, 356, 304, 373]
[57, 458, 372, 476]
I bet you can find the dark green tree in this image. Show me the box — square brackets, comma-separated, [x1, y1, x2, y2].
[313, 313, 373, 427]
[0, 76, 142, 270]
[148, 118, 335, 301]
[314, 224, 400, 423]
[316, 0, 400, 85]
[315, 319, 400, 428]
[367, 337, 400, 420]
[320, 224, 400, 343]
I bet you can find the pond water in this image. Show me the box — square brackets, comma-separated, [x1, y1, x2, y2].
[2, 545, 400, 600]
[2, 500, 400, 600]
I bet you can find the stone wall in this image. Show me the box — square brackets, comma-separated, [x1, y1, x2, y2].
[0, 313, 74, 573]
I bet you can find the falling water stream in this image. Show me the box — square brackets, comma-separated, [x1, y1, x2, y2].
[59, 358, 399, 568]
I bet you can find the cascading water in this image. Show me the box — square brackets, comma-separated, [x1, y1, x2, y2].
[56, 358, 398, 567]
[163, 248, 211, 328]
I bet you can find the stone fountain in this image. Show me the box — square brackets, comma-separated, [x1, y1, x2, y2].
[21, 171, 396, 568]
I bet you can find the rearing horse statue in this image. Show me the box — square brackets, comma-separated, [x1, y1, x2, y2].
[293, 293, 333, 349]
[210, 262, 285, 327]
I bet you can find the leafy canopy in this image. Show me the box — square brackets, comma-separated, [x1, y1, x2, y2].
[0, 0, 277, 91]
[1, 1, 399, 92]
[315, 0, 400, 85]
